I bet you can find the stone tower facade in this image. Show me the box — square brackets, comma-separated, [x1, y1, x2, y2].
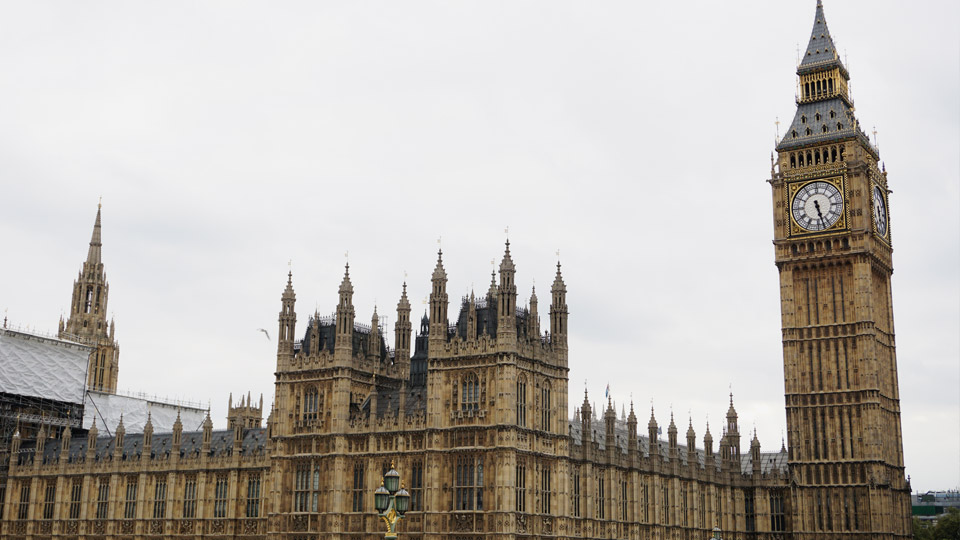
[770, 2, 911, 538]
[58, 204, 120, 393]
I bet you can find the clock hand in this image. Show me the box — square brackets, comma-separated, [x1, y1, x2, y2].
[813, 200, 826, 229]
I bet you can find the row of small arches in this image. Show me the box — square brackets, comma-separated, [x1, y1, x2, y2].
[788, 145, 845, 168]
[803, 78, 836, 100]
[791, 238, 850, 255]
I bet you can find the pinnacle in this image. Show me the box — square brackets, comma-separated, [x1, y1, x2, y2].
[432, 250, 447, 281]
[339, 263, 354, 294]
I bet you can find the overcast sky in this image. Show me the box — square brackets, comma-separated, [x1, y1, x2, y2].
[1, 1, 956, 492]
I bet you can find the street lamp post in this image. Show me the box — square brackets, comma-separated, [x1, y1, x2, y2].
[374, 462, 410, 539]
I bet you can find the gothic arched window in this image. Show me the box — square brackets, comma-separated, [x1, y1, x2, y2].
[516, 374, 528, 427]
[461, 373, 479, 411]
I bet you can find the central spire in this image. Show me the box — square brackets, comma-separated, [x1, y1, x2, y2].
[86, 204, 103, 265]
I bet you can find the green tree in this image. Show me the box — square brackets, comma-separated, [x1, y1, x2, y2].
[915, 508, 960, 540]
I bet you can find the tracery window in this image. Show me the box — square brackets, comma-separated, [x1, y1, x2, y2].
[152, 476, 167, 519]
[540, 465, 552, 514]
[461, 373, 479, 411]
[540, 383, 551, 431]
[214, 474, 229, 518]
[96, 478, 110, 519]
[303, 386, 319, 421]
[515, 460, 526, 512]
[410, 461, 424, 511]
[516, 375, 527, 427]
[17, 481, 30, 520]
[124, 476, 138, 519]
[69, 479, 82, 519]
[183, 475, 197, 518]
[597, 474, 606, 519]
[43, 479, 56, 520]
[246, 473, 261, 518]
[454, 454, 484, 510]
[352, 462, 365, 512]
[572, 467, 581, 518]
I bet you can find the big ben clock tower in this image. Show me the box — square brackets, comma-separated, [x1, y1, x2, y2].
[770, 2, 911, 538]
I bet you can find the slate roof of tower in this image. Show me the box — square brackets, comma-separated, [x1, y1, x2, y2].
[799, 1, 846, 74]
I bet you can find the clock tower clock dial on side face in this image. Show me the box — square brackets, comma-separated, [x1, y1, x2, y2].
[873, 184, 888, 237]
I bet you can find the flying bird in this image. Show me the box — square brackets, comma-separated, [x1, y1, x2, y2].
[256, 328, 270, 340]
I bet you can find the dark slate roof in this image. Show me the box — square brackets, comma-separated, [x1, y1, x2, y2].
[298, 316, 388, 362]
[18, 428, 267, 465]
[799, 1, 846, 75]
[777, 98, 860, 151]
[568, 418, 788, 476]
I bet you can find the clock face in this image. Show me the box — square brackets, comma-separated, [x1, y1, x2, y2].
[873, 186, 888, 237]
[791, 181, 844, 232]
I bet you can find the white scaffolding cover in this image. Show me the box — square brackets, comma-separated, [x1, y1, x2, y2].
[83, 391, 207, 433]
[0, 329, 90, 404]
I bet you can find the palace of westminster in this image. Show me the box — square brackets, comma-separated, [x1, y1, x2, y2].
[0, 3, 913, 539]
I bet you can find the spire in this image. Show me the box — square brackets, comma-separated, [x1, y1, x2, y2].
[432, 250, 446, 280]
[499, 239, 515, 273]
[339, 263, 354, 295]
[487, 269, 497, 299]
[799, 0, 844, 73]
[86, 204, 103, 265]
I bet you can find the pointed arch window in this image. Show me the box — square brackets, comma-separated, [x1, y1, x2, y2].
[516, 374, 528, 427]
[461, 373, 479, 411]
[303, 386, 319, 421]
[540, 382, 552, 431]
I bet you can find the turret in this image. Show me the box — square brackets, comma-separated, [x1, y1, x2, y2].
[527, 286, 540, 338]
[604, 398, 616, 458]
[550, 261, 568, 350]
[704, 422, 714, 466]
[60, 425, 72, 458]
[726, 393, 740, 459]
[580, 390, 592, 445]
[277, 271, 297, 363]
[368, 307, 381, 364]
[667, 412, 678, 459]
[648, 408, 659, 457]
[11, 427, 21, 461]
[201, 411, 213, 453]
[627, 402, 638, 456]
[428, 251, 448, 350]
[228, 391, 263, 429]
[86, 420, 98, 461]
[496, 241, 517, 344]
[143, 412, 154, 455]
[172, 409, 183, 449]
[335, 264, 355, 356]
[394, 283, 412, 363]
[751, 430, 762, 476]
[35, 424, 47, 462]
[686, 418, 697, 468]
[113, 415, 125, 459]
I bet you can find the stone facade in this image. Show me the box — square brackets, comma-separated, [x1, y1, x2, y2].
[0, 2, 912, 539]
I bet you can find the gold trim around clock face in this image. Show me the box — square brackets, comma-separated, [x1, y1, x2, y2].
[787, 176, 847, 237]
[872, 184, 889, 240]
